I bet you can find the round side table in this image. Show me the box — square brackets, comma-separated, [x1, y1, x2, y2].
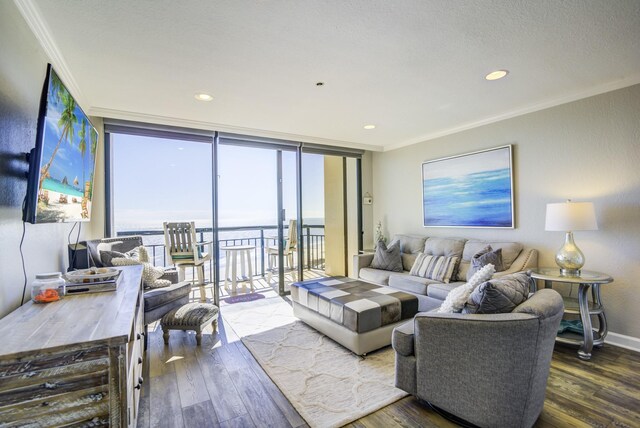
[220, 245, 255, 294]
[529, 268, 613, 360]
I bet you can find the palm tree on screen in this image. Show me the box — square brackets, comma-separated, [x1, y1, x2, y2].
[78, 118, 87, 190]
[38, 87, 78, 192]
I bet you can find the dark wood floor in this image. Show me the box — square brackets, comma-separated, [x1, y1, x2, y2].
[137, 298, 640, 428]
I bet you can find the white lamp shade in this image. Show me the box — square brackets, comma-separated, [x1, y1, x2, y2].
[545, 201, 598, 231]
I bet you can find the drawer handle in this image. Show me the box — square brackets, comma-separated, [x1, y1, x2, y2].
[138, 356, 143, 364]
[135, 376, 144, 390]
[136, 331, 146, 340]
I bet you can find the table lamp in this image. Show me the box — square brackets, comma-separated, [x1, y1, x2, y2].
[545, 200, 597, 276]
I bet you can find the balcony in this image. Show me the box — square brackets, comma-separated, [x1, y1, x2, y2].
[116, 224, 327, 300]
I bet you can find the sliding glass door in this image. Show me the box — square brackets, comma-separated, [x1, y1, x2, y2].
[217, 142, 299, 295]
[105, 122, 364, 305]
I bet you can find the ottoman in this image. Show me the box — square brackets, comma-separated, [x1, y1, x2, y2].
[291, 277, 418, 355]
[161, 302, 219, 346]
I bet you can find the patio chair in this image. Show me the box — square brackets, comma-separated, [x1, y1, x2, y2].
[267, 219, 297, 285]
[163, 221, 212, 302]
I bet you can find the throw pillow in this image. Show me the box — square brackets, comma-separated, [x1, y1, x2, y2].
[438, 264, 496, 313]
[463, 272, 530, 314]
[369, 241, 403, 272]
[111, 246, 170, 289]
[100, 250, 127, 267]
[466, 245, 505, 281]
[410, 253, 460, 283]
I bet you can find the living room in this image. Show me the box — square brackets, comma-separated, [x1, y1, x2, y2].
[1, 1, 639, 427]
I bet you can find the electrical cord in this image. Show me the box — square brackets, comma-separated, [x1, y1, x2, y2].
[19, 198, 28, 306]
[68, 222, 82, 271]
[67, 221, 78, 245]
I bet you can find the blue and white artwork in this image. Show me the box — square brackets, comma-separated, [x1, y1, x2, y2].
[422, 146, 514, 228]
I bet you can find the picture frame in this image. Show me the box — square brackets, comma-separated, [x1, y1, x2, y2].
[422, 145, 514, 228]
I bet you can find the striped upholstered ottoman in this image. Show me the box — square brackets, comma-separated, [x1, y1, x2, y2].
[161, 302, 219, 346]
[291, 277, 418, 355]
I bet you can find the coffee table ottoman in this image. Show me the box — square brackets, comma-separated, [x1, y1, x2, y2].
[161, 302, 219, 346]
[291, 277, 418, 355]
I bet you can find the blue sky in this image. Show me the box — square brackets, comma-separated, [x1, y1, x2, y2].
[112, 134, 325, 231]
[40, 72, 97, 188]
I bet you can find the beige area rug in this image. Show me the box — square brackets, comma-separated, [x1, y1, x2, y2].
[222, 296, 407, 428]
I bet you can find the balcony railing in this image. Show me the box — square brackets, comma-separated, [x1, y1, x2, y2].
[116, 224, 325, 285]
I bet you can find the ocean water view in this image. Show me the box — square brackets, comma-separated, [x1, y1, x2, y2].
[42, 178, 84, 197]
[423, 168, 513, 227]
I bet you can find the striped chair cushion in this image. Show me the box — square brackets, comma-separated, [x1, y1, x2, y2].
[409, 253, 460, 283]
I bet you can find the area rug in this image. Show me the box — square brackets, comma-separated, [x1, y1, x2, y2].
[222, 297, 407, 428]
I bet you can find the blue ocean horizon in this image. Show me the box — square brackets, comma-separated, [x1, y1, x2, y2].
[42, 178, 84, 198]
[423, 168, 512, 227]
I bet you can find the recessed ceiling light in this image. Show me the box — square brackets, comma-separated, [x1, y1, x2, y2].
[194, 93, 213, 101]
[178, 147, 184, 150]
[485, 70, 509, 81]
[363, 125, 376, 130]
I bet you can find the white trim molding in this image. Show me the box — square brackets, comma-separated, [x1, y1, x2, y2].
[605, 332, 640, 353]
[90, 106, 382, 152]
[384, 73, 640, 152]
[13, 0, 88, 109]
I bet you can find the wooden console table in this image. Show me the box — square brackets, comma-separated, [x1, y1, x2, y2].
[0, 265, 145, 427]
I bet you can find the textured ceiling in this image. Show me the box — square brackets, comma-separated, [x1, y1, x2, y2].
[19, 0, 640, 151]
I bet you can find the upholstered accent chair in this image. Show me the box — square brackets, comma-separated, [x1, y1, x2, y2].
[85, 235, 193, 337]
[392, 288, 564, 428]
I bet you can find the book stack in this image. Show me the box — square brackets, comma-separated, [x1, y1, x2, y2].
[65, 271, 122, 295]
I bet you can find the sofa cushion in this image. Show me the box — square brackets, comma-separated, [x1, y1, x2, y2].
[369, 241, 403, 272]
[401, 253, 419, 272]
[463, 272, 530, 314]
[392, 320, 415, 357]
[359, 267, 394, 285]
[390, 234, 427, 255]
[423, 237, 466, 258]
[409, 254, 460, 283]
[389, 273, 440, 295]
[426, 282, 460, 301]
[466, 246, 504, 281]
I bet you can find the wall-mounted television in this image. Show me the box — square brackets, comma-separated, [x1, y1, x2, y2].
[23, 64, 98, 224]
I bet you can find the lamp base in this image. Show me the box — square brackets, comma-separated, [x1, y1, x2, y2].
[559, 268, 581, 277]
[555, 231, 586, 276]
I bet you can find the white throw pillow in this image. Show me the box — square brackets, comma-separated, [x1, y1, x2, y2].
[437, 264, 496, 313]
[111, 246, 168, 288]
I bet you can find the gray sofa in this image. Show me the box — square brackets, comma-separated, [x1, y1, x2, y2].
[354, 235, 538, 311]
[392, 288, 564, 427]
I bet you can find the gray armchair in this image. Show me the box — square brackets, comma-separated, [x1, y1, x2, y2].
[85, 236, 193, 327]
[392, 289, 563, 428]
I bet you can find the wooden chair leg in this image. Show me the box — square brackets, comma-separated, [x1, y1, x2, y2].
[162, 326, 170, 345]
[195, 328, 202, 346]
[212, 319, 218, 333]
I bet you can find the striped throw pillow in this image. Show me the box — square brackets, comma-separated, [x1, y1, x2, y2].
[410, 253, 460, 283]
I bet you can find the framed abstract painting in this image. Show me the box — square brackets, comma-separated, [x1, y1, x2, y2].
[422, 145, 514, 228]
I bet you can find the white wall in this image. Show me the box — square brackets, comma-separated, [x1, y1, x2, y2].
[0, 2, 99, 317]
[372, 84, 640, 339]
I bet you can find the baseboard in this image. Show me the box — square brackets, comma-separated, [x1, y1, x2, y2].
[605, 332, 640, 353]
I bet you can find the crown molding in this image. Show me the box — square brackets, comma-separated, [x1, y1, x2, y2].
[89, 107, 383, 152]
[14, 0, 88, 109]
[383, 74, 640, 152]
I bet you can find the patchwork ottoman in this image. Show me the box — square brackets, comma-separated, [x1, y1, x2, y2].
[161, 302, 219, 346]
[291, 277, 418, 355]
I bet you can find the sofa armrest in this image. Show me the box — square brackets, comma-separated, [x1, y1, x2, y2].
[494, 248, 538, 278]
[353, 253, 374, 278]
